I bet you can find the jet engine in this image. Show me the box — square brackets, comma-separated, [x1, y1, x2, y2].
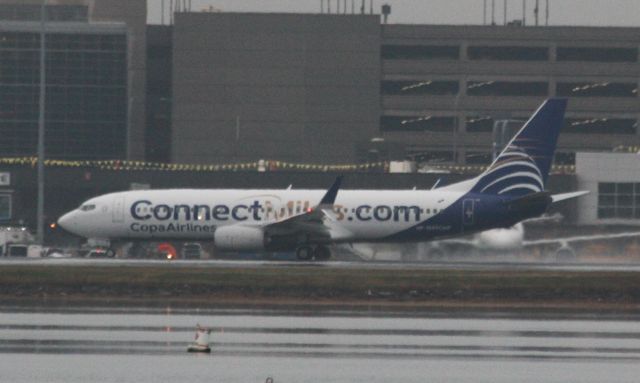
[213, 226, 265, 251]
[474, 223, 525, 251]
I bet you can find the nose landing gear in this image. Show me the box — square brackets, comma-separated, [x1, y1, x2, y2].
[296, 246, 313, 260]
[295, 245, 331, 261]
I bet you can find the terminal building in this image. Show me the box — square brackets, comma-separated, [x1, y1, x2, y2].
[380, 24, 640, 166]
[157, 11, 640, 166]
[1, 2, 638, 166]
[1, 1, 639, 233]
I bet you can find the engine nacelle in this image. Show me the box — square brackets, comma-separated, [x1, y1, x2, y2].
[213, 226, 265, 251]
[475, 224, 525, 251]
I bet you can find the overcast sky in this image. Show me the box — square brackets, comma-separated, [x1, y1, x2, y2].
[148, 0, 640, 27]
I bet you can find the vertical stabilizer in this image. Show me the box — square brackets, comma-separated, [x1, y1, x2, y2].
[471, 98, 567, 197]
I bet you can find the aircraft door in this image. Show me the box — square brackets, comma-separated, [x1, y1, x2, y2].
[112, 196, 125, 223]
[462, 199, 475, 227]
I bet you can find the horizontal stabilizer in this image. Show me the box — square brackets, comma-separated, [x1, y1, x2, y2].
[505, 191, 552, 211]
[551, 190, 589, 203]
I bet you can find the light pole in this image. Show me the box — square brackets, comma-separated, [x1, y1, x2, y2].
[36, 0, 46, 245]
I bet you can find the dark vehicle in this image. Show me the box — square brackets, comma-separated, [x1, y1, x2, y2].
[181, 243, 202, 259]
[85, 247, 115, 258]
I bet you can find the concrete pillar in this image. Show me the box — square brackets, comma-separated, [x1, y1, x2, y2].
[459, 78, 467, 96]
[549, 78, 557, 97]
[548, 44, 557, 99]
[457, 147, 467, 165]
[549, 43, 557, 62]
[453, 113, 466, 164]
[460, 41, 468, 61]
[457, 112, 467, 133]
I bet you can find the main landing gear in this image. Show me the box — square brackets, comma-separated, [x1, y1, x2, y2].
[296, 245, 331, 261]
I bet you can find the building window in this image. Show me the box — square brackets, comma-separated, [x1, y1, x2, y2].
[0, 32, 39, 49]
[598, 182, 640, 219]
[406, 149, 455, 163]
[381, 45, 459, 60]
[0, 31, 127, 159]
[381, 116, 456, 132]
[557, 82, 638, 98]
[0, 5, 88, 22]
[0, 194, 11, 221]
[467, 81, 548, 96]
[554, 152, 576, 165]
[467, 46, 548, 61]
[147, 45, 171, 60]
[465, 116, 494, 132]
[465, 152, 492, 164]
[564, 118, 637, 135]
[557, 47, 638, 63]
[381, 80, 458, 95]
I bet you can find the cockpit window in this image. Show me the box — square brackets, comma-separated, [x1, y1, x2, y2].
[79, 204, 96, 212]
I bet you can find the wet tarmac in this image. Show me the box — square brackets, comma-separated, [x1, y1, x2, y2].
[0, 306, 639, 382]
[3, 257, 640, 272]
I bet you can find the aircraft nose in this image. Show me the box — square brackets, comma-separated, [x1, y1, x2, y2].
[57, 211, 78, 234]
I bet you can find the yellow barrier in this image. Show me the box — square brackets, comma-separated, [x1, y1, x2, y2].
[0, 157, 576, 175]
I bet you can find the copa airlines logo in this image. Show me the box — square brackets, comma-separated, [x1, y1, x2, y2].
[474, 145, 544, 196]
[127, 199, 430, 234]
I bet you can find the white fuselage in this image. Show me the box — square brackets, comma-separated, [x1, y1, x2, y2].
[58, 188, 466, 243]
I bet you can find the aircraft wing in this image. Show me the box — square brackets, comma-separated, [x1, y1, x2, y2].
[523, 231, 640, 247]
[261, 176, 351, 241]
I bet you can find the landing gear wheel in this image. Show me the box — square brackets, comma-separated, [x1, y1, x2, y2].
[555, 246, 576, 263]
[426, 248, 444, 262]
[313, 245, 331, 261]
[296, 246, 313, 261]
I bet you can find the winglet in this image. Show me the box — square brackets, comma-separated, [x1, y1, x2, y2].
[319, 176, 343, 206]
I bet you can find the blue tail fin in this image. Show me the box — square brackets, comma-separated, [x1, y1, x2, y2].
[471, 98, 567, 197]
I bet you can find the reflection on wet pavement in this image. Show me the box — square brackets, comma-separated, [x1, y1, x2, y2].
[1, 307, 640, 383]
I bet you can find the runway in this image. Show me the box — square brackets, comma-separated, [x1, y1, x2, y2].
[2, 256, 640, 273]
[0, 306, 639, 383]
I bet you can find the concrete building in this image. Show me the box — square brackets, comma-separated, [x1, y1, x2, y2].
[164, 13, 639, 166]
[576, 151, 640, 226]
[381, 25, 640, 165]
[170, 12, 381, 164]
[0, 0, 146, 160]
[2, 5, 638, 166]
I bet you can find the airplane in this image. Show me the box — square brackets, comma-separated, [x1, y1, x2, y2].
[58, 98, 588, 261]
